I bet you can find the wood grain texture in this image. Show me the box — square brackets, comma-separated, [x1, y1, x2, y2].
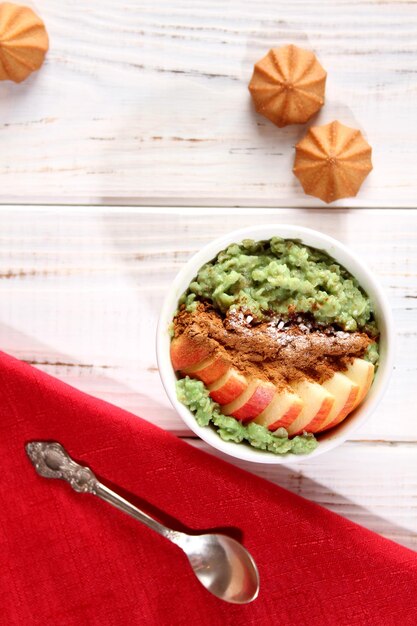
[0, 206, 415, 440]
[0, 205, 416, 548]
[0, 1, 417, 206]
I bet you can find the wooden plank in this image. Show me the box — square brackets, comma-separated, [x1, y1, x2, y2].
[0, 206, 415, 443]
[187, 439, 417, 552]
[0, 1, 416, 206]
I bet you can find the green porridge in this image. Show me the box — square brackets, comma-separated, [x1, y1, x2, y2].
[181, 237, 377, 334]
[175, 237, 379, 456]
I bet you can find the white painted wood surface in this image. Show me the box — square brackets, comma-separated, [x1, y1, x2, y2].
[1, 1, 417, 206]
[0, 207, 416, 549]
[0, 0, 415, 552]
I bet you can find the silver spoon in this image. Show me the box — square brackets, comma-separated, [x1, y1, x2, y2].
[25, 441, 260, 604]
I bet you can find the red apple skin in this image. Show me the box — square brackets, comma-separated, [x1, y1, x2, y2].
[209, 369, 248, 404]
[184, 355, 230, 386]
[316, 386, 359, 432]
[342, 358, 375, 410]
[266, 401, 304, 431]
[314, 360, 374, 433]
[225, 381, 276, 422]
[170, 335, 212, 371]
[254, 390, 304, 431]
[288, 396, 334, 436]
[302, 395, 337, 433]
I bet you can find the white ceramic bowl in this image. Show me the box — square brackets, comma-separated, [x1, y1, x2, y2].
[156, 224, 393, 464]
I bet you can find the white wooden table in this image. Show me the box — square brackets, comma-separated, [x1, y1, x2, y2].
[1, 1, 416, 550]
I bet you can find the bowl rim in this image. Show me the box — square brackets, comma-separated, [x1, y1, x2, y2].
[156, 224, 394, 464]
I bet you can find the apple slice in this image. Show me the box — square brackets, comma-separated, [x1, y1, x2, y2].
[222, 379, 276, 422]
[314, 372, 359, 433]
[287, 380, 335, 436]
[343, 358, 375, 408]
[170, 335, 212, 371]
[254, 388, 304, 431]
[208, 368, 248, 405]
[184, 354, 230, 385]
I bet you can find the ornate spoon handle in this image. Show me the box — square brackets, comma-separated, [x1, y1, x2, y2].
[25, 441, 183, 544]
[26, 441, 99, 492]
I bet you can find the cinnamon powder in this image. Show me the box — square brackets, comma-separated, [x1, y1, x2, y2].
[173, 303, 374, 388]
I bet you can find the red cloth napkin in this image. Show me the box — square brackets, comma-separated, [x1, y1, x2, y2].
[1, 351, 416, 626]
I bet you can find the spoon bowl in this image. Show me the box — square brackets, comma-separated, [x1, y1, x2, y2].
[176, 533, 259, 604]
